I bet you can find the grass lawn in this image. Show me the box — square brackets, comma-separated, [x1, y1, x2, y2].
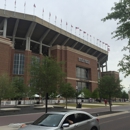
[59, 103, 106, 108]
[58, 102, 130, 108]
[112, 102, 130, 105]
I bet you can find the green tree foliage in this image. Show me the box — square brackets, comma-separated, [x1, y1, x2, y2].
[102, 0, 130, 41]
[12, 76, 27, 101]
[0, 74, 12, 108]
[118, 44, 130, 77]
[121, 90, 128, 100]
[102, 0, 130, 77]
[81, 88, 92, 99]
[98, 75, 123, 111]
[91, 88, 99, 99]
[29, 56, 65, 97]
[59, 82, 76, 109]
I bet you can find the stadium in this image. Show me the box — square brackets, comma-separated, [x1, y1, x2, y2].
[0, 9, 108, 92]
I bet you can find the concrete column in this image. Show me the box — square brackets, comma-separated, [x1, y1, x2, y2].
[98, 62, 101, 78]
[28, 37, 30, 50]
[40, 41, 42, 54]
[3, 18, 7, 38]
[48, 47, 51, 57]
[25, 37, 28, 50]
[25, 37, 30, 50]
[12, 35, 15, 48]
[106, 62, 108, 71]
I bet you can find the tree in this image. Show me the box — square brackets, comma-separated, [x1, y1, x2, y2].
[118, 44, 130, 77]
[12, 76, 27, 104]
[121, 90, 128, 101]
[91, 88, 99, 99]
[81, 88, 92, 99]
[98, 75, 123, 112]
[0, 74, 12, 108]
[59, 82, 76, 109]
[102, 0, 130, 41]
[102, 0, 130, 77]
[29, 56, 65, 112]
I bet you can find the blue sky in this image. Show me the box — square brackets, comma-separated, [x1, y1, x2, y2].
[0, 0, 129, 91]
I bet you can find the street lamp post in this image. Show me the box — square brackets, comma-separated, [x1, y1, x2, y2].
[128, 85, 130, 102]
[76, 86, 78, 108]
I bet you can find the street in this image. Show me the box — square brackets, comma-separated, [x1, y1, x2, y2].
[1, 112, 130, 130]
[100, 113, 130, 129]
[0, 112, 43, 126]
[0, 104, 130, 129]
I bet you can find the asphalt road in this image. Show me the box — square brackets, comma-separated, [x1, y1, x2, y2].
[100, 113, 130, 129]
[0, 112, 43, 126]
[0, 104, 130, 127]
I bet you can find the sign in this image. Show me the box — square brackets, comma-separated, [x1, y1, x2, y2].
[78, 57, 90, 64]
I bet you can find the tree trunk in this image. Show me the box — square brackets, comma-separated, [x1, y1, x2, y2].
[109, 97, 112, 112]
[66, 98, 67, 109]
[24, 97, 25, 105]
[45, 93, 48, 113]
[0, 98, 1, 110]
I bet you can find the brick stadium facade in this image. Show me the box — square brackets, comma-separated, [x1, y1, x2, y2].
[0, 9, 109, 92]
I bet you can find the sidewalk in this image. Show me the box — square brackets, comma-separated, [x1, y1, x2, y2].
[0, 123, 24, 130]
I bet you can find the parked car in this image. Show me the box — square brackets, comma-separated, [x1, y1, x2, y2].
[19, 110, 100, 130]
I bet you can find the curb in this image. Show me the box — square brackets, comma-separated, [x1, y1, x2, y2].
[98, 111, 129, 119]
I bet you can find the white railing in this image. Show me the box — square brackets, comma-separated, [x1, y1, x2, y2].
[1, 98, 95, 106]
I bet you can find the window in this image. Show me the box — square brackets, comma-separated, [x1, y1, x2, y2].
[76, 67, 80, 78]
[75, 113, 91, 123]
[77, 82, 90, 91]
[33, 114, 64, 127]
[13, 53, 25, 75]
[63, 114, 75, 124]
[76, 67, 90, 80]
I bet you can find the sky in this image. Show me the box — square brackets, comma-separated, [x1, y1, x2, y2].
[0, 0, 129, 92]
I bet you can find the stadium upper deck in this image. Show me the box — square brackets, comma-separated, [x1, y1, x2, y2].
[0, 9, 108, 67]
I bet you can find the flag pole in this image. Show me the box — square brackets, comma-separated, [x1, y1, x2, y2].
[33, 4, 36, 19]
[87, 34, 88, 41]
[55, 16, 57, 26]
[66, 22, 67, 31]
[71, 25, 73, 34]
[42, 9, 44, 20]
[14, 0, 16, 16]
[42, 9, 44, 24]
[49, 13, 51, 23]
[24, 2, 26, 18]
[93, 37, 95, 44]
[4, 0, 6, 14]
[60, 19, 62, 29]
[97, 39, 99, 46]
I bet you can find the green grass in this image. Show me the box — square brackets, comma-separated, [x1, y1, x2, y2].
[58, 102, 130, 108]
[59, 103, 105, 108]
[112, 102, 130, 105]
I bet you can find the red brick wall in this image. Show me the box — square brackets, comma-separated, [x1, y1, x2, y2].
[0, 37, 12, 76]
[0, 39, 98, 92]
[51, 45, 98, 92]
